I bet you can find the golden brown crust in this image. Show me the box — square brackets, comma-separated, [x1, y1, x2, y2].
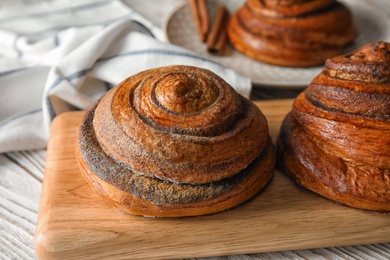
[75, 109, 274, 217]
[227, 0, 356, 67]
[76, 65, 275, 217]
[276, 42, 390, 212]
[93, 66, 268, 184]
[277, 113, 389, 212]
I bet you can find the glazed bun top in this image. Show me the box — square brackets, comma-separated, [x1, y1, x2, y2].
[92, 65, 270, 184]
[227, 0, 356, 66]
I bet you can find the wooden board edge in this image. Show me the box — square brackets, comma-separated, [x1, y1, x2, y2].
[34, 111, 84, 259]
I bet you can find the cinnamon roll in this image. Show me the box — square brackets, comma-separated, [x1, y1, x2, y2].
[276, 42, 390, 212]
[227, 0, 356, 67]
[76, 65, 274, 217]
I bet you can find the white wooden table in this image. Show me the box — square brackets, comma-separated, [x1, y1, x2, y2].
[1, 0, 389, 259]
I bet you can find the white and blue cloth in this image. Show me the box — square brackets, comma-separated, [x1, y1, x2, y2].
[0, 0, 251, 153]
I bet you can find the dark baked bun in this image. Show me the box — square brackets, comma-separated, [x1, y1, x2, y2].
[276, 42, 390, 212]
[227, 0, 356, 67]
[76, 65, 274, 217]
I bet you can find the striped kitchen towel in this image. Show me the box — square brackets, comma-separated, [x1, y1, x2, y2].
[0, 0, 251, 153]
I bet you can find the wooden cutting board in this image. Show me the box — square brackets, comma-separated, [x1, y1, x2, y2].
[35, 99, 390, 260]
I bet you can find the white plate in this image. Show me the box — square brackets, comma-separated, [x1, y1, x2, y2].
[164, 0, 390, 88]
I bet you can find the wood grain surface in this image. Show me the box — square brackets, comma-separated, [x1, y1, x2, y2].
[34, 99, 390, 260]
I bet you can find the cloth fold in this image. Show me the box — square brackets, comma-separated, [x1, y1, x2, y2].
[0, 0, 251, 153]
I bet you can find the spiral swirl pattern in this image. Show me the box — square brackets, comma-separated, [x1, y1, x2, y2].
[277, 42, 390, 212]
[227, 0, 356, 67]
[76, 65, 274, 217]
[93, 66, 268, 184]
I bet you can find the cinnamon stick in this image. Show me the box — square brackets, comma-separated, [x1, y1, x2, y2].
[206, 5, 229, 54]
[189, 0, 210, 42]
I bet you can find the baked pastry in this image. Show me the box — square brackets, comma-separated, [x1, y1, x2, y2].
[227, 0, 356, 67]
[276, 41, 390, 212]
[76, 65, 274, 217]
